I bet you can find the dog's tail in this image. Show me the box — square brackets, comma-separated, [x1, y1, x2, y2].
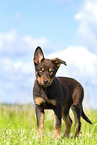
[81, 109, 92, 124]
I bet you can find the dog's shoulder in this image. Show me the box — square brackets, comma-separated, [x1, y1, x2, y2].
[33, 79, 43, 97]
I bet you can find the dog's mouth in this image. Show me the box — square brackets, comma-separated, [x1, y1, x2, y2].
[38, 81, 52, 87]
[37, 77, 53, 87]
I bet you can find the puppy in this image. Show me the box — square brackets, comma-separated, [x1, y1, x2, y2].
[33, 46, 92, 138]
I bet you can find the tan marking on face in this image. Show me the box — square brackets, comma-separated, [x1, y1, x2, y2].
[49, 68, 54, 76]
[55, 61, 58, 63]
[47, 76, 51, 83]
[33, 59, 36, 63]
[49, 68, 52, 72]
[37, 76, 43, 84]
[36, 71, 37, 76]
[47, 99, 56, 106]
[57, 64, 60, 67]
[35, 97, 45, 105]
[42, 67, 44, 71]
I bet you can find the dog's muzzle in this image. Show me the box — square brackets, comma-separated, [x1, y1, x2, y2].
[37, 76, 53, 87]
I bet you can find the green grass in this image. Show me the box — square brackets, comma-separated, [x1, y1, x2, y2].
[0, 104, 97, 145]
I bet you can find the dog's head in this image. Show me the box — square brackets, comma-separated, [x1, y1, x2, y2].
[33, 46, 67, 87]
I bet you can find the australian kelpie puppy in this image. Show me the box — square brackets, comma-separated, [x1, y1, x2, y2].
[33, 46, 92, 138]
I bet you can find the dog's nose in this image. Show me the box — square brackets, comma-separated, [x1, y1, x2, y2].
[43, 79, 48, 84]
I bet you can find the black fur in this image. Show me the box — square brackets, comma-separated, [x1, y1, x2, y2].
[33, 46, 92, 138]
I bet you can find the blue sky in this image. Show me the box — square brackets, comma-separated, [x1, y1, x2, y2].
[0, 0, 97, 108]
[0, 0, 80, 48]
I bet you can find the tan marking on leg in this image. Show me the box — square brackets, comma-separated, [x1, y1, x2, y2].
[53, 127, 61, 139]
[53, 113, 61, 139]
[62, 112, 72, 137]
[35, 97, 45, 105]
[37, 112, 44, 138]
[73, 123, 79, 138]
[37, 76, 43, 84]
[72, 106, 80, 138]
[47, 99, 56, 106]
[37, 127, 44, 138]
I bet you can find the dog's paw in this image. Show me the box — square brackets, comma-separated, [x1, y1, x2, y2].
[52, 134, 60, 139]
[52, 128, 61, 139]
[36, 129, 44, 138]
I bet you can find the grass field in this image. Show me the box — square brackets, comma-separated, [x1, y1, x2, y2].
[0, 104, 97, 145]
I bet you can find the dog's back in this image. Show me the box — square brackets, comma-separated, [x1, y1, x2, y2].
[57, 77, 84, 104]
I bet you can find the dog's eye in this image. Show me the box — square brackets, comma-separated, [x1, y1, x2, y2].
[48, 68, 53, 75]
[39, 68, 44, 73]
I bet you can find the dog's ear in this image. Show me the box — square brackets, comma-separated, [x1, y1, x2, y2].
[34, 46, 44, 65]
[52, 58, 67, 68]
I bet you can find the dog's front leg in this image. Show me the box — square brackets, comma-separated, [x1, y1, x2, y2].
[53, 106, 62, 139]
[35, 105, 44, 138]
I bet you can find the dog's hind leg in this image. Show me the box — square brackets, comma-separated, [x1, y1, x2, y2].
[71, 86, 84, 138]
[71, 105, 81, 138]
[62, 105, 72, 137]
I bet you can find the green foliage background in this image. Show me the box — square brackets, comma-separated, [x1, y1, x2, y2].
[0, 104, 97, 144]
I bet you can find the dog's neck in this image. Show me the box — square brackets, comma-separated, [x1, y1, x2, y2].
[37, 77, 58, 98]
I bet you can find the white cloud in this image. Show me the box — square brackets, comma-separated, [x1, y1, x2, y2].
[0, 30, 48, 104]
[75, 0, 97, 53]
[0, 56, 35, 104]
[48, 46, 97, 75]
[0, 30, 48, 58]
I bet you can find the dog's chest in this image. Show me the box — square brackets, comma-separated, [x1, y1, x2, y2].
[34, 93, 56, 109]
[33, 82, 57, 108]
[34, 96, 56, 107]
